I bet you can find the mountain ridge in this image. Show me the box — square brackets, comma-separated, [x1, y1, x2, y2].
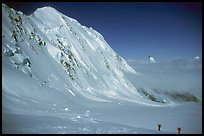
[3, 3, 164, 108]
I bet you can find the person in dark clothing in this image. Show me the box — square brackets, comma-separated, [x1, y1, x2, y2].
[157, 124, 161, 131]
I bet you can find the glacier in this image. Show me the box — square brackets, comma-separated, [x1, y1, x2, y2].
[2, 4, 202, 134]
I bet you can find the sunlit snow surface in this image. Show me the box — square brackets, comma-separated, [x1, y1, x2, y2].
[2, 102, 202, 134]
[2, 4, 202, 134]
[2, 113, 170, 134]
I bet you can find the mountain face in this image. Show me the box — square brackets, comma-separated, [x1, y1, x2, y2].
[2, 3, 162, 115]
[2, 4, 202, 134]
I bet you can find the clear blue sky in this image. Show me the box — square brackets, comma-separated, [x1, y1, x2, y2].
[5, 2, 202, 60]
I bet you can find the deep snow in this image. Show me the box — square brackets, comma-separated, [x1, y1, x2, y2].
[2, 3, 202, 134]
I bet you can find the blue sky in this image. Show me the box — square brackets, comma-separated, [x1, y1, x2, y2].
[5, 2, 202, 60]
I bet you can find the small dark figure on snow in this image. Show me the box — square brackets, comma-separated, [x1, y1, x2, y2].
[177, 127, 181, 134]
[157, 124, 161, 131]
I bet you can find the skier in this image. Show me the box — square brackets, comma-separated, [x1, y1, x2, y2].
[157, 124, 161, 131]
[177, 127, 181, 134]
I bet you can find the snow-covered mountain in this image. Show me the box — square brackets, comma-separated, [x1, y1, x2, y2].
[3, 3, 167, 115]
[2, 4, 202, 134]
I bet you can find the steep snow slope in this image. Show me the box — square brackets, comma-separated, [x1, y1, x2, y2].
[2, 3, 167, 109]
[2, 4, 202, 134]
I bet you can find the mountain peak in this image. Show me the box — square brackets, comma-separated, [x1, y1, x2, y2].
[34, 6, 60, 15]
[36, 6, 55, 11]
[2, 3, 7, 8]
[2, 3, 148, 106]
